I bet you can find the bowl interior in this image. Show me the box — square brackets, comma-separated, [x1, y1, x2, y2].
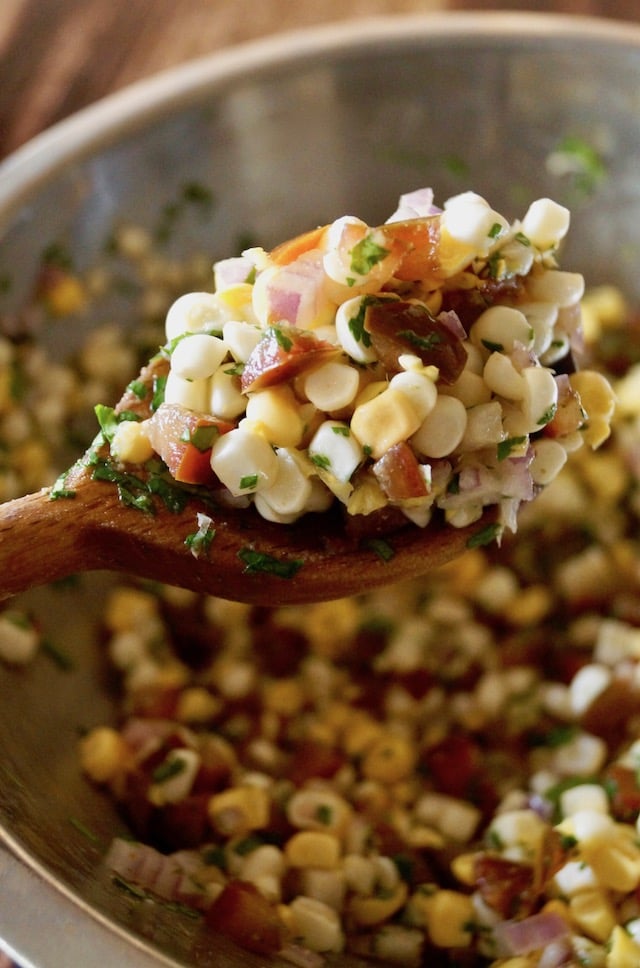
[2, 14, 640, 967]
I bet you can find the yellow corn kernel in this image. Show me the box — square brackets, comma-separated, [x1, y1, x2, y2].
[420, 889, 475, 948]
[606, 925, 640, 968]
[217, 282, 254, 314]
[44, 275, 87, 315]
[576, 450, 628, 503]
[586, 838, 640, 892]
[244, 385, 305, 448]
[348, 881, 408, 927]
[614, 364, 640, 418]
[503, 584, 552, 626]
[342, 713, 383, 758]
[570, 370, 616, 447]
[104, 587, 159, 633]
[262, 678, 305, 717]
[581, 285, 628, 338]
[110, 421, 154, 464]
[208, 786, 270, 836]
[78, 726, 129, 783]
[175, 686, 222, 723]
[350, 387, 421, 459]
[450, 852, 478, 887]
[361, 734, 417, 784]
[569, 889, 617, 942]
[285, 831, 342, 869]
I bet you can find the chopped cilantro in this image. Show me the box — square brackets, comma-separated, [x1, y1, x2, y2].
[466, 522, 502, 549]
[310, 453, 331, 471]
[481, 338, 503, 353]
[185, 514, 215, 558]
[547, 135, 607, 197]
[270, 326, 293, 352]
[349, 234, 389, 276]
[152, 757, 187, 783]
[238, 548, 303, 579]
[347, 296, 376, 347]
[397, 328, 443, 352]
[488, 222, 503, 239]
[127, 379, 148, 400]
[497, 436, 528, 461]
[234, 835, 263, 856]
[331, 425, 351, 437]
[239, 474, 259, 490]
[151, 373, 167, 411]
[315, 804, 333, 825]
[69, 817, 101, 844]
[181, 424, 220, 451]
[366, 538, 395, 562]
[49, 469, 76, 500]
[94, 403, 139, 444]
[42, 639, 74, 670]
[514, 231, 531, 247]
[538, 404, 557, 426]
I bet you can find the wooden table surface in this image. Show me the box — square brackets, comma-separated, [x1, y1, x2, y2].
[1, 0, 639, 161]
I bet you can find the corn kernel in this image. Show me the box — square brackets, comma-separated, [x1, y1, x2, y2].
[79, 726, 129, 783]
[350, 387, 421, 459]
[208, 786, 270, 836]
[569, 889, 616, 942]
[348, 881, 408, 926]
[288, 896, 345, 953]
[607, 925, 640, 968]
[361, 734, 417, 784]
[420, 889, 475, 948]
[570, 370, 616, 447]
[285, 831, 341, 869]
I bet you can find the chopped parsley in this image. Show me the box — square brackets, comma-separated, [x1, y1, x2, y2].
[238, 548, 303, 579]
[270, 325, 293, 352]
[310, 453, 332, 471]
[366, 538, 395, 562]
[239, 473, 259, 490]
[349, 234, 389, 277]
[181, 424, 221, 452]
[42, 639, 74, 670]
[538, 404, 557, 426]
[497, 436, 528, 461]
[466, 522, 502, 549]
[488, 222, 503, 239]
[185, 513, 216, 558]
[332, 425, 351, 437]
[152, 757, 187, 783]
[127, 379, 148, 400]
[397, 328, 443, 352]
[49, 468, 76, 500]
[547, 135, 607, 197]
[347, 296, 377, 347]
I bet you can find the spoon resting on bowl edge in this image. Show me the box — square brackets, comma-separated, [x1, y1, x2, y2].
[0, 187, 615, 605]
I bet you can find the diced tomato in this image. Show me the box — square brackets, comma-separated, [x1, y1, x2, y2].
[206, 880, 284, 955]
[269, 224, 328, 265]
[606, 764, 640, 823]
[380, 217, 442, 283]
[473, 853, 536, 919]
[372, 441, 429, 501]
[287, 741, 347, 786]
[146, 402, 234, 484]
[363, 299, 467, 383]
[240, 324, 339, 393]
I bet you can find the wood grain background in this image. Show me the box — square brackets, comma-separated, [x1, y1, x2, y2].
[1, 0, 639, 160]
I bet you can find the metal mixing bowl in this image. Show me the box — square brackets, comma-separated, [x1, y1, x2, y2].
[2, 12, 640, 967]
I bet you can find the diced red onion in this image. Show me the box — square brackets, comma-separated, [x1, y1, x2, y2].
[279, 942, 326, 968]
[266, 253, 327, 328]
[106, 837, 187, 902]
[386, 187, 440, 222]
[437, 309, 467, 341]
[493, 911, 569, 956]
[214, 255, 255, 290]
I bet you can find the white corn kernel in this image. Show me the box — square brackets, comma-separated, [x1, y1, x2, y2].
[520, 198, 571, 249]
[165, 292, 227, 341]
[560, 784, 610, 819]
[302, 360, 360, 412]
[554, 859, 599, 896]
[335, 295, 380, 364]
[552, 731, 607, 776]
[459, 401, 505, 451]
[389, 370, 438, 422]
[221, 319, 263, 362]
[530, 438, 568, 486]
[148, 748, 200, 806]
[209, 367, 246, 421]
[483, 352, 525, 401]
[255, 448, 313, 519]
[308, 420, 363, 482]
[0, 613, 39, 664]
[521, 366, 559, 431]
[471, 306, 534, 354]
[440, 369, 493, 408]
[300, 868, 347, 911]
[526, 270, 585, 308]
[210, 427, 279, 496]
[414, 792, 481, 843]
[163, 370, 209, 412]
[441, 192, 509, 257]
[170, 333, 227, 380]
[411, 393, 467, 458]
[288, 896, 345, 953]
[569, 663, 612, 717]
[518, 301, 559, 356]
[343, 855, 377, 896]
[487, 809, 546, 861]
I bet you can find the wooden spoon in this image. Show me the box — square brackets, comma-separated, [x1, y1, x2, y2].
[0, 352, 496, 605]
